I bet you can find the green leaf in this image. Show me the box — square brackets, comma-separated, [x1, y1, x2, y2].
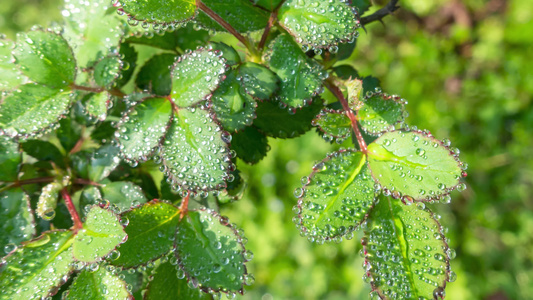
[66, 268, 131, 300]
[253, 97, 323, 138]
[251, 0, 284, 11]
[295, 150, 376, 241]
[0, 137, 21, 181]
[73, 206, 126, 263]
[0, 188, 35, 252]
[57, 117, 81, 153]
[112, 201, 180, 268]
[314, 109, 351, 139]
[231, 126, 269, 164]
[209, 42, 241, 66]
[62, 0, 125, 70]
[367, 130, 464, 201]
[161, 107, 231, 192]
[84, 93, 110, 122]
[37, 182, 62, 220]
[21, 140, 64, 163]
[117, 0, 196, 24]
[145, 261, 211, 300]
[116, 97, 172, 162]
[0, 38, 26, 92]
[135, 53, 176, 96]
[115, 42, 138, 88]
[78, 186, 103, 215]
[351, 0, 371, 14]
[333, 65, 359, 80]
[363, 196, 452, 299]
[13, 30, 76, 87]
[94, 56, 122, 88]
[0, 84, 72, 138]
[126, 23, 209, 53]
[100, 181, 148, 212]
[266, 34, 325, 107]
[170, 49, 227, 107]
[0, 230, 74, 299]
[238, 62, 279, 100]
[87, 144, 121, 182]
[175, 209, 251, 293]
[196, 0, 269, 33]
[212, 70, 257, 132]
[278, 0, 359, 49]
[358, 93, 406, 135]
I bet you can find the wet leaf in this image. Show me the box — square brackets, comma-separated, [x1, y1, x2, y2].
[161, 108, 231, 192]
[254, 97, 323, 138]
[231, 126, 269, 164]
[87, 144, 121, 182]
[13, 30, 76, 87]
[170, 49, 226, 107]
[144, 261, 211, 300]
[251, 0, 284, 11]
[351, 0, 371, 14]
[126, 23, 209, 53]
[117, 0, 196, 24]
[0, 38, 26, 92]
[0, 230, 74, 299]
[363, 196, 451, 299]
[367, 130, 463, 201]
[0, 84, 71, 138]
[94, 56, 122, 88]
[358, 93, 405, 135]
[345, 77, 363, 110]
[296, 150, 376, 241]
[212, 70, 257, 132]
[210, 42, 241, 66]
[100, 181, 147, 212]
[175, 209, 250, 293]
[196, 0, 269, 33]
[65, 268, 131, 300]
[278, 0, 359, 49]
[0, 137, 21, 182]
[62, 0, 125, 69]
[314, 109, 351, 139]
[116, 97, 172, 162]
[37, 182, 62, 220]
[73, 206, 126, 263]
[266, 34, 324, 107]
[0, 188, 35, 252]
[115, 42, 138, 88]
[238, 62, 279, 100]
[333, 65, 359, 80]
[135, 53, 176, 96]
[112, 201, 180, 268]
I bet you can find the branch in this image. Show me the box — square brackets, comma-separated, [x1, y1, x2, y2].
[360, 0, 400, 25]
[61, 188, 83, 231]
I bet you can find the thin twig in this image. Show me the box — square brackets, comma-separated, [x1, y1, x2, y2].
[61, 188, 83, 231]
[70, 83, 105, 93]
[360, 0, 400, 25]
[179, 191, 190, 219]
[74, 178, 102, 187]
[0, 177, 55, 193]
[324, 79, 367, 153]
[258, 10, 278, 52]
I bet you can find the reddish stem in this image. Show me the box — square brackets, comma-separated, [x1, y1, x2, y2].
[70, 83, 104, 93]
[197, 0, 252, 51]
[61, 188, 83, 231]
[258, 10, 278, 52]
[74, 178, 102, 186]
[179, 191, 190, 219]
[325, 79, 368, 153]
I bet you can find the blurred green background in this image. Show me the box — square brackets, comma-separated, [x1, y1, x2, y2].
[1, 0, 532, 299]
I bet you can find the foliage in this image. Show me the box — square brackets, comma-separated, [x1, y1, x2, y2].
[0, 0, 471, 299]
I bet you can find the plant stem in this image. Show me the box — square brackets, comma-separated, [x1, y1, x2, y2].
[325, 79, 367, 153]
[0, 177, 55, 193]
[61, 188, 83, 231]
[197, 0, 253, 52]
[74, 178, 102, 186]
[360, 0, 400, 25]
[258, 10, 278, 53]
[179, 191, 190, 219]
[70, 83, 104, 93]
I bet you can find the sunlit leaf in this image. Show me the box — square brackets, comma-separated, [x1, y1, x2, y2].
[0, 137, 21, 181]
[13, 30, 76, 87]
[0, 230, 74, 299]
[94, 56, 122, 88]
[212, 70, 257, 132]
[314, 109, 351, 139]
[231, 126, 269, 164]
[85, 92, 110, 122]
[175, 209, 251, 293]
[358, 93, 406, 135]
[295, 150, 376, 241]
[72, 206, 126, 263]
[161, 107, 231, 192]
[126, 23, 209, 53]
[116, 97, 172, 162]
[144, 261, 211, 300]
[0, 38, 26, 92]
[0, 84, 72, 138]
[170, 49, 227, 107]
[363, 196, 451, 299]
[367, 130, 464, 201]
[135, 53, 176, 96]
[345, 77, 363, 110]
[0, 188, 35, 252]
[278, 0, 359, 49]
[266, 34, 325, 107]
[37, 182, 62, 220]
[100, 181, 148, 212]
[196, 0, 269, 33]
[66, 268, 131, 300]
[112, 201, 180, 268]
[238, 62, 279, 100]
[117, 0, 196, 24]
[253, 97, 323, 138]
